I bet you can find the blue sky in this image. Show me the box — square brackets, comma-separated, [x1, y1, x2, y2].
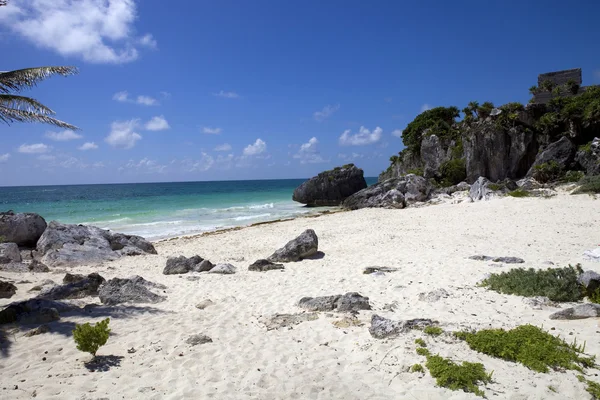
[1, 0, 599, 186]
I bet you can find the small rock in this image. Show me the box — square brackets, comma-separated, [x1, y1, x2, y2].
[298, 295, 339, 312]
[186, 334, 212, 346]
[263, 313, 319, 330]
[549, 304, 600, 320]
[24, 324, 50, 337]
[0, 280, 17, 298]
[195, 299, 215, 310]
[418, 288, 449, 302]
[208, 263, 236, 274]
[164, 255, 206, 275]
[99, 276, 166, 305]
[28, 259, 49, 272]
[248, 259, 285, 272]
[268, 229, 318, 263]
[522, 296, 559, 310]
[332, 316, 363, 328]
[469, 255, 525, 264]
[192, 259, 214, 273]
[62, 273, 86, 284]
[582, 249, 600, 262]
[363, 266, 398, 274]
[369, 314, 435, 339]
[336, 292, 371, 312]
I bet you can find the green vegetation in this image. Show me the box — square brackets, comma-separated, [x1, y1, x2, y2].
[507, 189, 530, 197]
[529, 86, 539, 96]
[438, 158, 466, 187]
[573, 175, 600, 195]
[415, 338, 427, 347]
[548, 385, 557, 393]
[541, 79, 555, 92]
[401, 106, 460, 153]
[487, 183, 502, 191]
[455, 325, 595, 373]
[590, 288, 600, 304]
[342, 163, 354, 169]
[478, 101, 495, 119]
[410, 363, 424, 373]
[423, 326, 443, 336]
[578, 375, 600, 399]
[566, 79, 580, 95]
[532, 160, 563, 183]
[563, 170, 585, 183]
[425, 354, 492, 397]
[416, 347, 431, 356]
[73, 318, 111, 357]
[479, 265, 584, 302]
[580, 141, 593, 154]
[0, 235, 5, 243]
[406, 168, 424, 176]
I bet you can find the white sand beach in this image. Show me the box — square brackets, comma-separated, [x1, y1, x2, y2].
[1, 193, 600, 399]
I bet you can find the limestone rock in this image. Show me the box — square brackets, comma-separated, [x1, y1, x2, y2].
[195, 299, 214, 310]
[0, 298, 74, 325]
[363, 266, 398, 274]
[575, 137, 600, 176]
[0, 243, 21, 264]
[99, 276, 166, 305]
[186, 334, 213, 346]
[578, 270, 600, 295]
[469, 177, 503, 201]
[208, 263, 236, 274]
[583, 249, 600, 262]
[23, 324, 50, 337]
[292, 164, 368, 206]
[0, 211, 47, 247]
[522, 296, 558, 310]
[469, 255, 525, 264]
[263, 313, 319, 330]
[526, 136, 577, 178]
[248, 259, 285, 272]
[163, 255, 209, 275]
[0, 280, 17, 298]
[36, 221, 157, 268]
[369, 314, 436, 339]
[38, 273, 105, 300]
[343, 175, 432, 210]
[549, 304, 600, 320]
[298, 292, 371, 313]
[418, 288, 449, 302]
[268, 229, 318, 263]
[28, 259, 49, 272]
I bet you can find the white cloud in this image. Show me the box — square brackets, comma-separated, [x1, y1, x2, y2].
[214, 143, 232, 152]
[213, 90, 240, 99]
[18, 143, 50, 154]
[45, 129, 82, 141]
[79, 142, 98, 151]
[138, 33, 157, 49]
[38, 154, 56, 161]
[0, 0, 155, 64]
[113, 91, 158, 106]
[293, 137, 327, 164]
[338, 152, 364, 161]
[339, 126, 382, 146]
[421, 104, 431, 112]
[92, 162, 105, 168]
[105, 119, 142, 149]
[203, 127, 222, 135]
[121, 158, 167, 174]
[180, 153, 214, 172]
[0, 153, 10, 162]
[243, 138, 267, 156]
[145, 116, 170, 131]
[314, 104, 340, 121]
[391, 129, 403, 138]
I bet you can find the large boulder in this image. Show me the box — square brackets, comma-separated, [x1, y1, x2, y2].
[549, 304, 600, 320]
[36, 221, 157, 267]
[268, 229, 318, 263]
[0, 243, 21, 264]
[0, 281, 17, 298]
[0, 298, 75, 325]
[342, 175, 432, 210]
[98, 276, 166, 305]
[575, 137, 600, 176]
[0, 211, 47, 247]
[526, 136, 577, 177]
[163, 255, 213, 275]
[37, 273, 105, 300]
[469, 177, 503, 201]
[292, 164, 367, 206]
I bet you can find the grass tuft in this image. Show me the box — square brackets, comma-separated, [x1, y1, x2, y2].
[578, 375, 600, 399]
[423, 326, 444, 336]
[507, 189, 530, 197]
[425, 354, 492, 397]
[416, 347, 431, 356]
[415, 338, 427, 347]
[573, 175, 600, 195]
[410, 363, 424, 373]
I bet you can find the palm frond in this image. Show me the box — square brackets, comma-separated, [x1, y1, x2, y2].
[0, 106, 79, 130]
[0, 94, 55, 115]
[0, 66, 78, 93]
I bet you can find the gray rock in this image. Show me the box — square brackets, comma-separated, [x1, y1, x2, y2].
[363, 266, 398, 274]
[209, 263, 236, 274]
[28, 279, 56, 292]
[38, 272, 105, 300]
[23, 324, 50, 337]
[343, 175, 432, 210]
[292, 164, 368, 206]
[0, 243, 21, 263]
[28, 259, 49, 272]
[20, 249, 33, 261]
[163, 255, 207, 275]
[369, 314, 436, 339]
[248, 259, 285, 272]
[578, 270, 600, 295]
[418, 288, 449, 302]
[522, 296, 558, 310]
[583, 249, 600, 262]
[0, 298, 74, 325]
[0, 262, 29, 272]
[268, 229, 318, 263]
[517, 177, 542, 191]
[193, 259, 214, 272]
[0, 280, 17, 298]
[263, 313, 319, 330]
[19, 307, 59, 325]
[469, 255, 525, 264]
[298, 292, 371, 313]
[0, 211, 47, 247]
[469, 177, 502, 201]
[575, 137, 600, 176]
[98, 276, 166, 305]
[186, 334, 213, 346]
[549, 304, 600, 320]
[526, 136, 577, 178]
[63, 273, 86, 284]
[36, 221, 157, 268]
[195, 299, 215, 310]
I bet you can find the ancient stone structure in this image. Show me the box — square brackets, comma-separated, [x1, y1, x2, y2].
[532, 68, 598, 104]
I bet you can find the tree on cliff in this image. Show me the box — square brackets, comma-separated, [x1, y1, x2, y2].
[401, 106, 460, 153]
[0, 2, 79, 129]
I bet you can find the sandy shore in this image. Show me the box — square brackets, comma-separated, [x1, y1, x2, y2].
[1, 193, 600, 399]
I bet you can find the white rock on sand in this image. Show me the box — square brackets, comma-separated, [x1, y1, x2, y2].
[1, 192, 600, 399]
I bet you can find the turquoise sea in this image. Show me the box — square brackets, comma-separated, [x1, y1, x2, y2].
[0, 178, 377, 240]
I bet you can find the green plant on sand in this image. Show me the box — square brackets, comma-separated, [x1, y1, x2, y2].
[507, 189, 530, 197]
[573, 175, 600, 195]
[454, 324, 595, 373]
[423, 326, 443, 336]
[73, 318, 111, 357]
[578, 375, 600, 399]
[415, 338, 427, 347]
[410, 363, 424, 373]
[425, 354, 492, 397]
[532, 160, 563, 183]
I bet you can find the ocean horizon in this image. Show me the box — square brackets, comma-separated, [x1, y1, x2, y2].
[0, 178, 377, 240]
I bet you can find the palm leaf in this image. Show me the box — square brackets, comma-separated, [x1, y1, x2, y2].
[0, 94, 55, 115]
[0, 106, 78, 130]
[0, 66, 78, 93]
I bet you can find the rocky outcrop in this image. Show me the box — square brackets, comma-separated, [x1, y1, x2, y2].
[369, 315, 436, 339]
[526, 136, 577, 177]
[343, 175, 432, 210]
[298, 292, 371, 312]
[420, 135, 454, 179]
[575, 137, 600, 176]
[293, 164, 367, 206]
[98, 276, 166, 305]
[468, 177, 507, 201]
[248, 259, 285, 272]
[0, 243, 21, 264]
[0, 211, 47, 247]
[268, 229, 318, 262]
[379, 149, 421, 182]
[163, 255, 213, 275]
[37, 273, 105, 300]
[549, 304, 600, 320]
[0, 298, 75, 324]
[36, 221, 157, 267]
[0, 281, 17, 298]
